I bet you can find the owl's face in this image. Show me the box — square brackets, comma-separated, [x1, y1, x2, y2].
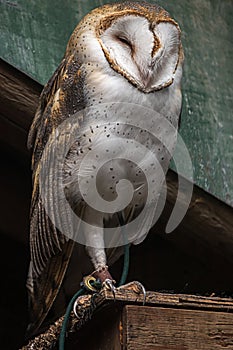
[98, 15, 181, 93]
[67, 2, 183, 93]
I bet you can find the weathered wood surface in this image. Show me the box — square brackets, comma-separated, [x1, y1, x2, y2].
[0, 58, 42, 156]
[123, 305, 233, 350]
[21, 285, 233, 349]
[101, 288, 233, 312]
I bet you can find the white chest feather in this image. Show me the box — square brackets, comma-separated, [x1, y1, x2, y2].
[83, 62, 182, 122]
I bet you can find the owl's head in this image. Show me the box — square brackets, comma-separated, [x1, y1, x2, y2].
[68, 2, 183, 93]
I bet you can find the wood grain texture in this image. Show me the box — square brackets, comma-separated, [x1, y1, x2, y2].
[21, 286, 233, 349]
[0, 58, 42, 156]
[123, 305, 233, 350]
[100, 287, 233, 313]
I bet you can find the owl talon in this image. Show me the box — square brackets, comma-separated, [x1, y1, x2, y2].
[102, 278, 116, 299]
[91, 266, 116, 298]
[118, 281, 147, 305]
[134, 281, 146, 305]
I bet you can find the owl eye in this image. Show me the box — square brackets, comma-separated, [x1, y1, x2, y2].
[117, 36, 132, 48]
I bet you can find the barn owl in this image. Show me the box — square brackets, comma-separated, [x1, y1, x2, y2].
[27, 1, 183, 335]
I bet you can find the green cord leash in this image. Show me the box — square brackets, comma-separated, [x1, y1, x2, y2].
[58, 288, 85, 350]
[59, 213, 129, 350]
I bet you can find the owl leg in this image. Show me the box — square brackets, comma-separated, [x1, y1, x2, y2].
[85, 232, 116, 295]
[84, 211, 116, 293]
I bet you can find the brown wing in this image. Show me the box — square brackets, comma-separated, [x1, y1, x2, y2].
[27, 53, 86, 334]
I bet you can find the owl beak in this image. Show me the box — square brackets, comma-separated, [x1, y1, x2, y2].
[142, 73, 152, 89]
[139, 68, 154, 91]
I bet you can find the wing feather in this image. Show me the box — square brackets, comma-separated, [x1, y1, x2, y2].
[27, 53, 86, 334]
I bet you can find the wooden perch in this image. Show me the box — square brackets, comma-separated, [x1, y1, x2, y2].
[21, 282, 233, 349]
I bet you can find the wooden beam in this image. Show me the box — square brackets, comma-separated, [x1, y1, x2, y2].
[0, 58, 42, 156]
[21, 285, 233, 349]
[161, 170, 233, 264]
[99, 288, 233, 312]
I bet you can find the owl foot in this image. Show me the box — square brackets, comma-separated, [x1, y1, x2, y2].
[102, 278, 116, 299]
[118, 281, 146, 305]
[91, 266, 116, 298]
[92, 265, 114, 283]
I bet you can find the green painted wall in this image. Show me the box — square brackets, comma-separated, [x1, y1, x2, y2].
[1, 0, 232, 206]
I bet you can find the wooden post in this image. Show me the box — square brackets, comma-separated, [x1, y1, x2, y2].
[123, 305, 233, 349]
